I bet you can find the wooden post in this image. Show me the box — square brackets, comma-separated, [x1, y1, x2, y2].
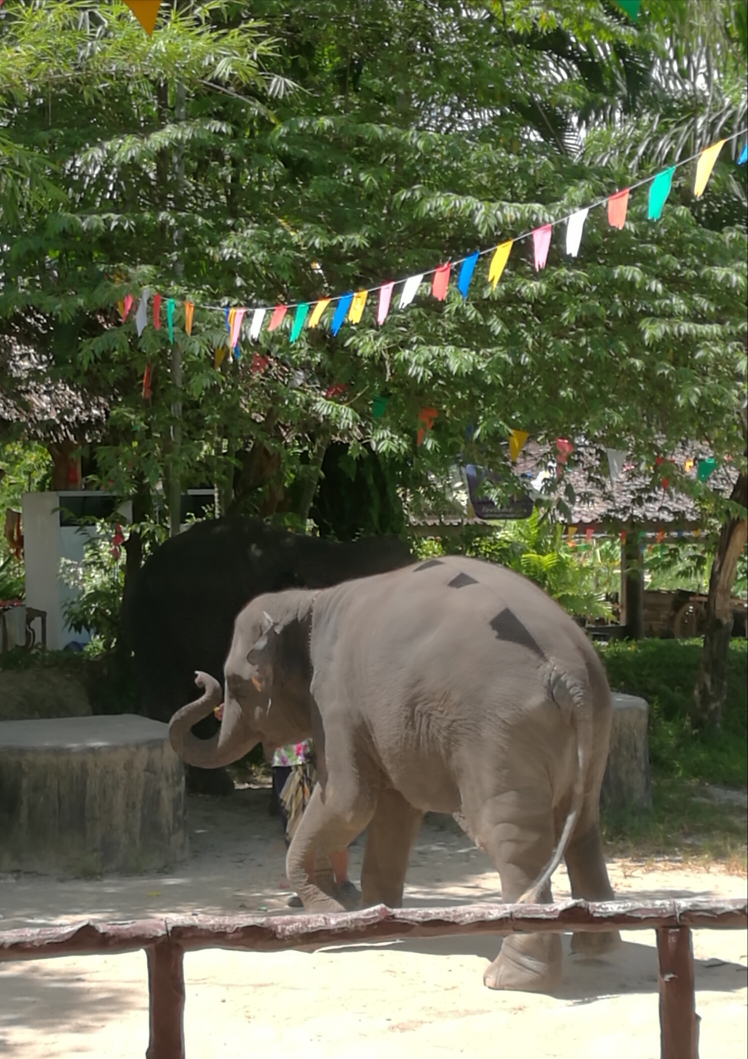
[621, 530, 645, 639]
[657, 926, 699, 1059]
[146, 938, 185, 1059]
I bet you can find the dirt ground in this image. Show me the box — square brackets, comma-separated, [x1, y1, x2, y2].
[0, 784, 745, 1059]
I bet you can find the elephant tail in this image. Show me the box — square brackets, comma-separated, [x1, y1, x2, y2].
[518, 658, 592, 904]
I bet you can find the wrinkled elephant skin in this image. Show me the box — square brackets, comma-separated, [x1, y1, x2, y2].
[170, 556, 619, 991]
[124, 517, 412, 793]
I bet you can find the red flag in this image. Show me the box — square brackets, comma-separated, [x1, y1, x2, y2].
[251, 353, 269, 375]
[324, 383, 347, 399]
[416, 407, 438, 446]
[268, 305, 287, 332]
[431, 263, 451, 300]
[152, 293, 161, 330]
[607, 189, 630, 230]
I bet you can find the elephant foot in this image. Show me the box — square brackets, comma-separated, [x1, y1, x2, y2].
[299, 892, 346, 914]
[483, 933, 562, 993]
[336, 880, 362, 911]
[570, 930, 621, 957]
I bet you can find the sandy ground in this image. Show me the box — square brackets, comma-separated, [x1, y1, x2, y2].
[0, 784, 745, 1059]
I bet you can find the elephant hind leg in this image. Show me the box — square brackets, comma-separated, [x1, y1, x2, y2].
[361, 788, 423, 909]
[564, 819, 621, 957]
[472, 789, 562, 993]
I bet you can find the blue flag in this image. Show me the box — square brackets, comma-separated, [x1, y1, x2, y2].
[331, 293, 353, 335]
[739, 144, 747, 165]
[457, 252, 479, 298]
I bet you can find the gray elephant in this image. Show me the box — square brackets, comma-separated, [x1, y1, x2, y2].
[169, 555, 619, 991]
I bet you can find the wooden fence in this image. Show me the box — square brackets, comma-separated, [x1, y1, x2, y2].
[1, 898, 746, 1059]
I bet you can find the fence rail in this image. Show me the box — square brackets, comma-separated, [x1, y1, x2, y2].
[1, 898, 746, 1059]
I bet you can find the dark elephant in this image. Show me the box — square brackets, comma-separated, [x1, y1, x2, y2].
[169, 555, 619, 991]
[124, 517, 412, 792]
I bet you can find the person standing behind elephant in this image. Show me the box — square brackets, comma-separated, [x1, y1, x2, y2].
[272, 739, 360, 910]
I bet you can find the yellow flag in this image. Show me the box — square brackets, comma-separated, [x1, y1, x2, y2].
[508, 429, 529, 461]
[348, 290, 368, 323]
[693, 140, 725, 198]
[123, 1, 163, 35]
[488, 241, 512, 289]
[214, 348, 227, 368]
[308, 298, 331, 328]
[567, 525, 577, 539]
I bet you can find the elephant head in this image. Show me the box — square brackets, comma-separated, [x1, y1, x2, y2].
[168, 595, 313, 769]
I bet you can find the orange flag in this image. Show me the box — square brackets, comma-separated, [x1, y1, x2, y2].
[607, 189, 630, 229]
[123, 1, 163, 35]
[183, 301, 194, 335]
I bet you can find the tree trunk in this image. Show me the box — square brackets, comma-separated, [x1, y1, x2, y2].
[692, 471, 747, 731]
[621, 531, 645, 640]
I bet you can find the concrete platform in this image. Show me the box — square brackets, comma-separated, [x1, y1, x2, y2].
[0, 715, 188, 876]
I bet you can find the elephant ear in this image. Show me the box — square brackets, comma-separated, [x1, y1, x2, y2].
[247, 616, 286, 690]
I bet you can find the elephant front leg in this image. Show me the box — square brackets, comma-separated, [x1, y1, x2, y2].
[361, 788, 423, 908]
[286, 782, 375, 914]
[475, 790, 562, 993]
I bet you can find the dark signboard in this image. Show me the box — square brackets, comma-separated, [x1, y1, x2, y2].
[463, 465, 534, 521]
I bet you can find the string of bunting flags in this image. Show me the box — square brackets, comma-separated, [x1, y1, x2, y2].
[120, 130, 746, 456]
[122, 128, 747, 365]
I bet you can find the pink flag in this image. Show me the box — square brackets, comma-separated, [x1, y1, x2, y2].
[120, 294, 134, 322]
[431, 263, 451, 300]
[532, 225, 552, 271]
[229, 308, 246, 349]
[377, 282, 395, 325]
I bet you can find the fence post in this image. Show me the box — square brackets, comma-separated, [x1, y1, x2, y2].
[146, 937, 185, 1059]
[657, 926, 699, 1059]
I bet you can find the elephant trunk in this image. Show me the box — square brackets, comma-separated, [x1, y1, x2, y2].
[169, 671, 257, 769]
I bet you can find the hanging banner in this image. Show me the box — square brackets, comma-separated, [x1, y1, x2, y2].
[166, 298, 175, 342]
[697, 458, 717, 482]
[694, 140, 725, 197]
[119, 293, 133, 322]
[372, 395, 389, 418]
[348, 290, 368, 323]
[308, 298, 331, 328]
[431, 263, 451, 300]
[463, 465, 534, 521]
[416, 407, 437, 446]
[135, 291, 149, 336]
[331, 293, 353, 335]
[739, 144, 747, 165]
[123, 1, 163, 35]
[488, 241, 512, 289]
[565, 209, 588, 257]
[268, 305, 287, 332]
[532, 225, 552, 271]
[648, 167, 675, 220]
[399, 274, 423, 309]
[229, 307, 246, 350]
[377, 282, 395, 325]
[183, 301, 194, 335]
[152, 292, 161, 330]
[289, 303, 309, 342]
[249, 309, 266, 340]
[606, 448, 627, 485]
[508, 430, 529, 461]
[607, 189, 630, 229]
[457, 252, 478, 297]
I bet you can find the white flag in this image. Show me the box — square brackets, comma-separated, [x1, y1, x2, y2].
[135, 291, 149, 337]
[249, 309, 266, 341]
[399, 274, 423, 309]
[565, 209, 589, 257]
[606, 448, 627, 485]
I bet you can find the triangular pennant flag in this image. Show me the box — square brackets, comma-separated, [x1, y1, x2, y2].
[142, 364, 152, 399]
[135, 291, 149, 337]
[508, 430, 529, 461]
[229, 307, 246, 350]
[648, 167, 675, 220]
[289, 303, 309, 342]
[606, 448, 627, 485]
[166, 298, 175, 342]
[565, 209, 588, 257]
[555, 438, 574, 466]
[123, 0, 162, 35]
[607, 189, 630, 229]
[399, 274, 423, 309]
[614, 0, 640, 19]
[532, 225, 552, 271]
[566, 525, 577, 540]
[739, 144, 747, 165]
[268, 305, 287, 331]
[697, 457, 717, 483]
[249, 309, 266, 340]
[694, 140, 725, 198]
[224, 307, 231, 334]
[152, 293, 161, 330]
[308, 298, 331, 328]
[348, 290, 368, 323]
[331, 293, 353, 335]
[416, 407, 438, 446]
[457, 252, 479, 298]
[372, 395, 389, 419]
[183, 301, 194, 335]
[120, 294, 134, 322]
[377, 282, 395, 325]
[431, 263, 451, 301]
[488, 241, 512, 289]
[214, 348, 227, 368]
[585, 526, 594, 542]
